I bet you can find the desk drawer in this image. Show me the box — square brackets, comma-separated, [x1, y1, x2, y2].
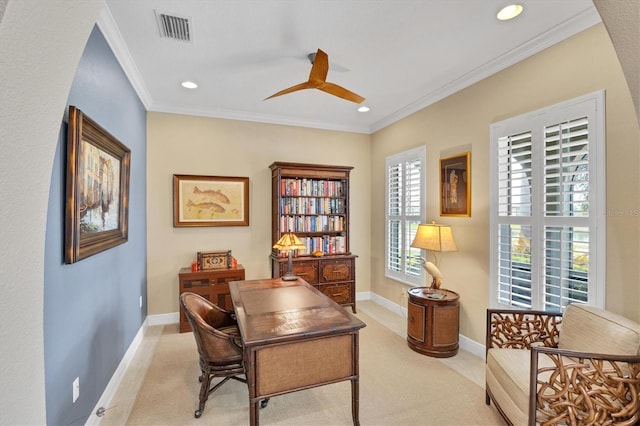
[280, 261, 318, 283]
[319, 258, 353, 283]
[317, 283, 352, 305]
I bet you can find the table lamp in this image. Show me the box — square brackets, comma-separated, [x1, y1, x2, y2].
[273, 232, 307, 281]
[410, 221, 457, 289]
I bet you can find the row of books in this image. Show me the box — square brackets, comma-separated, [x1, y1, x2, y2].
[300, 235, 346, 255]
[279, 197, 345, 215]
[279, 215, 345, 232]
[275, 235, 346, 256]
[280, 178, 345, 197]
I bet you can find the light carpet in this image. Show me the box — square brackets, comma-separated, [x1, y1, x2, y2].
[121, 311, 503, 425]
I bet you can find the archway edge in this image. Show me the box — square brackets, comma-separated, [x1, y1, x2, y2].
[0, 1, 105, 424]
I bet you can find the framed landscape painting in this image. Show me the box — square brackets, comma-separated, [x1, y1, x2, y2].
[65, 106, 131, 263]
[173, 174, 249, 227]
[440, 152, 471, 217]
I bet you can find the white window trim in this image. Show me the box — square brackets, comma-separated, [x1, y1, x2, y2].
[385, 145, 427, 286]
[489, 90, 606, 310]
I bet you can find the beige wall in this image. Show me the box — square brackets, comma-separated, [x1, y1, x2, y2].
[147, 114, 371, 316]
[148, 24, 639, 347]
[370, 23, 640, 345]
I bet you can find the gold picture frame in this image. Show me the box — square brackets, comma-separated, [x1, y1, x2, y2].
[440, 152, 471, 217]
[65, 106, 131, 263]
[198, 250, 232, 270]
[173, 174, 249, 227]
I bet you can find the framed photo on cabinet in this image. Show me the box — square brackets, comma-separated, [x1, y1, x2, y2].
[440, 152, 470, 217]
[173, 174, 249, 227]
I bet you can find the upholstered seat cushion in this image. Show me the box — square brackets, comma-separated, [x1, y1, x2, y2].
[486, 348, 558, 425]
[558, 304, 640, 355]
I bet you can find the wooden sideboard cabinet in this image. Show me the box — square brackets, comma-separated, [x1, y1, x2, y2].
[271, 254, 357, 313]
[178, 265, 245, 333]
[407, 287, 459, 357]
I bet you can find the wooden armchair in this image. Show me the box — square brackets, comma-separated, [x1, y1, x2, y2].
[485, 304, 640, 425]
[180, 292, 247, 418]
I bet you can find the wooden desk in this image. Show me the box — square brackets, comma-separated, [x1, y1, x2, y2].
[229, 277, 366, 426]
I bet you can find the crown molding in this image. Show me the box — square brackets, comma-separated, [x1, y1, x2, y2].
[96, 5, 153, 109]
[369, 7, 602, 133]
[149, 103, 372, 134]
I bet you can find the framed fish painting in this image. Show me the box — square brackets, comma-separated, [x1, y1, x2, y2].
[173, 174, 249, 227]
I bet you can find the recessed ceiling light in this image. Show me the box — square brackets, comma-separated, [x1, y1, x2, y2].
[497, 4, 523, 21]
[358, 106, 370, 112]
[181, 81, 198, 89]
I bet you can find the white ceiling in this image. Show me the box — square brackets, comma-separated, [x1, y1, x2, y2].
[101, 0, 601, 134]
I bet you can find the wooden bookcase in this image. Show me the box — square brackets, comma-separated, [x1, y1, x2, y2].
[270, 162, 357, 312]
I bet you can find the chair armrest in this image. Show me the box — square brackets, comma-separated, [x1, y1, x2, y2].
[486, 309, 563, 353]
[529, 346, 640, 426]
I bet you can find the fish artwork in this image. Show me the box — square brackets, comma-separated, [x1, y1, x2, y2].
[193, 186, 230, 204]
[186, 199, 226, 212]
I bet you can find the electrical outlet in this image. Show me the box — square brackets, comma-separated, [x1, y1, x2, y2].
[139, 295, 143, 308]
[73, 377, 79, 403]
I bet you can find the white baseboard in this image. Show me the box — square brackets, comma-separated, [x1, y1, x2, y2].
[459, 333, 486, 360]
[147, 311, 179, 326]
[85, 318, 149, 426]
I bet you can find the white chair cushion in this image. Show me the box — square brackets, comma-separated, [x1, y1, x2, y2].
[558, 304, 640, 355]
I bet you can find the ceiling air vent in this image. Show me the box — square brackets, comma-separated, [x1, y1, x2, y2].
[155, 11, 192, 42]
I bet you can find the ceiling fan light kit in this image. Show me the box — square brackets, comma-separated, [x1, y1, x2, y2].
[265, 48, 365, 104]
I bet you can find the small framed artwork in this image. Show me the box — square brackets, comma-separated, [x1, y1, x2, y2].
[440, 152, 471, 217]
[173, 174, 249, 227]
[198, 250, 232, 270]
[65, 106, 131, 264]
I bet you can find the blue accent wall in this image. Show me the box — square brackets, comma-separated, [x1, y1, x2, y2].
[44, 26, 147, 426]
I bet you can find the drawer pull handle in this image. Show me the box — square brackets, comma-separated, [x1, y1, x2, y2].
[332, 292, 342, 297]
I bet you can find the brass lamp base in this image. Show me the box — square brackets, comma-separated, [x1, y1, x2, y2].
[281, 274, 298, 281]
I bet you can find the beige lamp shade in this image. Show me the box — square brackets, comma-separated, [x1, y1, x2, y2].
[410, 222, 457, 252]
[273, 232, 306, 252]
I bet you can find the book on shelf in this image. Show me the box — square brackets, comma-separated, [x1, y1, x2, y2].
[280, 178, 344, 197]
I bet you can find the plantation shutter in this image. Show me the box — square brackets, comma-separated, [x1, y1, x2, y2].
[542, 116, 591, 309]
[387, 163, 402, 272]
[490, 91, 604, 311]
[496, 131, 534, 307]
[386, 146, 425, 285]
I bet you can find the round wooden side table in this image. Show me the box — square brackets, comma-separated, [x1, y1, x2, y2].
[406, 287, 460, 358]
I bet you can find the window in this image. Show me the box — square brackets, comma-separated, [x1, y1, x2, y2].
[385, 146, 426, 286]
[489, 91, 605, 311]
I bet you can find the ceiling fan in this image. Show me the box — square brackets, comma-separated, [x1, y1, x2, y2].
[264, 48, 365, 104]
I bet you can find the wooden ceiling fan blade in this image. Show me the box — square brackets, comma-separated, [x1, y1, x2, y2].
[264, 81, 316, 100]
[265, 48, 365, 104]
[309, 48, 329, 82]
[308, 52, 350, 72]
[318, 82, 365, 104]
